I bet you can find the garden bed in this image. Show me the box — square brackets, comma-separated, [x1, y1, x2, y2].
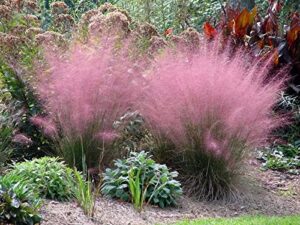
[40, 160, 300, 225]
[1, 1, 300, 225]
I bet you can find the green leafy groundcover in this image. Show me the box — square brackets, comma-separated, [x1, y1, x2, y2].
[171, 215, 300, 225]
[258, 142, 300, 175]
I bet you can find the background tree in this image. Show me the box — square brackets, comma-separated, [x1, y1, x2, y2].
[228, 0, 255, 10]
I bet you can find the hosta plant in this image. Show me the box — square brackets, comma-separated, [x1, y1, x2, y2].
[6, 157, 75, 201]
[0, 176, 42, 225]
[101, 151, 182, 210]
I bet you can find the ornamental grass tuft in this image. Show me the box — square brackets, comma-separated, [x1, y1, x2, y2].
[139, 41, 286, 200]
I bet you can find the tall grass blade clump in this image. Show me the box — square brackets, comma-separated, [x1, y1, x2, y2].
[34, 40, 141, 171]
[73, 169, 96, 217]
[139, 42, 286, 200]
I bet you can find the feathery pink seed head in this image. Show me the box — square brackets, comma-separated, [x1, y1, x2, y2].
[96, 130, 120, 143]
[12, 134, 32, 145]
[139, 40, 286, 164]
[30, 116, 57, 137]
[36, 38, 143, 140]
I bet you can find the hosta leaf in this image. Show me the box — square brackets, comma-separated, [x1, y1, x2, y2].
[163, 187, 170, 194]
[102, 185, 115, 193]
[118, 184, 128, 189]
[159, 201, 165, 208]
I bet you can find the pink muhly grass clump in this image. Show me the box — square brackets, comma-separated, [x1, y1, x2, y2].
[12, 133, 32, 145]
[36, 39, 142, 170]
[139, 42, 286, 200]
[96, 130, 120, 143]
[30, 116, 57, 137]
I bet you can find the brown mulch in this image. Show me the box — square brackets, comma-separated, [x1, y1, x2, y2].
[40, 159, 300, 225]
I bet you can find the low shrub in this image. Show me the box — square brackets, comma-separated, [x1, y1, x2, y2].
[6, 157, 75, 201]
[101, 151, 182, 210]
[0, 176, 42, 225]
[139, 42, 285, 200]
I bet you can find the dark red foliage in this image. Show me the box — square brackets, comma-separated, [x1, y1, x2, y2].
[204, 0, 300, 94]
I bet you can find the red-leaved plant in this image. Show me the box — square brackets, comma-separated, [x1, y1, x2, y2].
[33, 39, 142, 171]
[139, 41, 286, 200]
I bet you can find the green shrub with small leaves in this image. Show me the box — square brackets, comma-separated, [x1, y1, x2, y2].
[101, 151, 182, 209]
[6, 157, 75, 201]
[0, 176, 42, 225]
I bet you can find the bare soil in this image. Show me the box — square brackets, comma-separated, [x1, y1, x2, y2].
[40, 159, 300, 225]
